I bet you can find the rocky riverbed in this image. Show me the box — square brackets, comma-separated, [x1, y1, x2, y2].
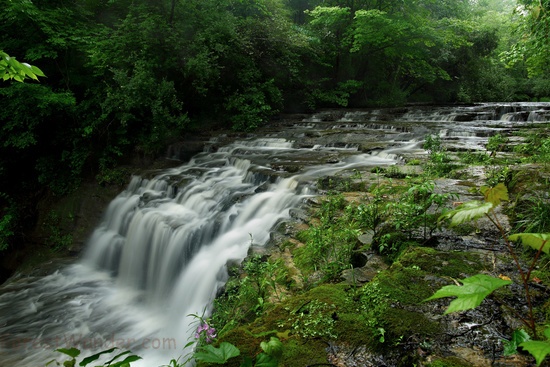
[2, 103, 550, 367]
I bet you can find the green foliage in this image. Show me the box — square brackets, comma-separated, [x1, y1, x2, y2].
[487, 133, 508, 152]
[458, 151, 492, 165]
[503, 329, 531, 356]
[422, 134, 457, 177]
[211, 255, 289, 332]
[385, 180, 456, 241]
[194, 342, 241, 364]
[309, 79, 364, 108]
[95, 61, 188, 156]
[0, 213, 15, 251]
[440, 201, 494, 226]
[288, 300, 337, 339]
[431, 181, 550, 364]
[225, 79, 282, 131]
[504, 0, 550, 78]
[0, 191, 17, 251]
[0, 84, 76, 150]
[47, 347, 141, 367]
[509, 233, 550, 254]
[513, 194, 550, 233]
[297, 193, 360, 280]
[0, 50, 45, 82]
[439, 183, 508, 227]
[424, 274, 512, 314]
[43, 210, 74, 252]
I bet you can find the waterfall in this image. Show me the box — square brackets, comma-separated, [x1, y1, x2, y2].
[0, 134, 401, 367]
[2, 103, 548, 367]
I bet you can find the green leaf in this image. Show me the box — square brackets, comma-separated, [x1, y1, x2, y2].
[520, 340, 550, 366]
[107, 348, 141, 367]
[56, 348, 81, 358]
[509, 233, 550, 254]
[260, 337, 283, 359]
[439, 201, 494, 226]
[108, 355, 142, 367]
[194, 342, 240, 364]
[254, 353, 279, 367]
[425, 274, 512, 314]
[503, 329, 531, 356]
[480, 183, 508, 206]
[240, 356, 254, 367]
[79, 347, 117, 366]
[31, 65, 46, 77]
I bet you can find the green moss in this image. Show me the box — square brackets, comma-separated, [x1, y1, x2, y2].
[426, 356, 474, 367]
[374, 262, 434, 304]
[381, 308, 440, 343]
[334, 312, 377, 346]
[291, 245, 315, 277]
[279, 339, 329, 367]
[397, 247, 486, 279]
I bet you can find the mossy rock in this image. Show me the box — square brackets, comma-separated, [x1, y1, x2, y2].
[426, 356, 475, 367]
[397, 246, 486, 279]
[279, 338, 330, 366]
[381, 308, 440, 344]
[373, 261, 435, 304]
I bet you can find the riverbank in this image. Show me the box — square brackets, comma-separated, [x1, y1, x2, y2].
[197, 106, 550, 367]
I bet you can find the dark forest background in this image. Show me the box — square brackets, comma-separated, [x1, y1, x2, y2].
[1, 0, 550, 265]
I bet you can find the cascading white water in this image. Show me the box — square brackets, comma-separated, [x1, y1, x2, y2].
[2, 103, 548, 367]
[0, 135, 401, 367]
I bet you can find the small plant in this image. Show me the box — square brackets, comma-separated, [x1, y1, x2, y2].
[297, 192, 361, 280]
[423, 134, 443, 154]
[458, 151, 492, 165]
[43, 210, 74, 252]
[427, 183, 550, 365]
[486, 133, 508, 153]
[288, 300, 337, 340]
[422, 134, 455, 177]
[185, 314, 282, 367]
[513, 193, 550, 233]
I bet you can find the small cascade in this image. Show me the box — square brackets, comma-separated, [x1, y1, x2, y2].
[312, 142, 360, 151]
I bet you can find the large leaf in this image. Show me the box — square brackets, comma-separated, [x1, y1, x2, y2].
[194, 342, 240, 364]
[509, 233, 550, 254]
[480, 183, 508, 206]
[254, 353, 278, 367]
[260, 337, 283, 359]
[425, 274, 512, 314]
[439, 201, 494, 226]
[520, 340, 550, 366]
[503, 329, 531, 356]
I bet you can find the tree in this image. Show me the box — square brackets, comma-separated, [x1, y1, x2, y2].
[0, 50, 45, 82]
[503, 0, 550, 77]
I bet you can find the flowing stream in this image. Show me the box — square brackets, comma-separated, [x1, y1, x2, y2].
[0, 103, 549, 367]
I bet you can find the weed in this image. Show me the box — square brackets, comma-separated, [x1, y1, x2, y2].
[487, 133, 508, 153]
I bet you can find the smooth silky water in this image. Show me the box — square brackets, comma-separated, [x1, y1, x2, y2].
[0, 103, 549, 366]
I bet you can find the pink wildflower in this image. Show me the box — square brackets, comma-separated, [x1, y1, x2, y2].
[195, 322, 217, 343]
